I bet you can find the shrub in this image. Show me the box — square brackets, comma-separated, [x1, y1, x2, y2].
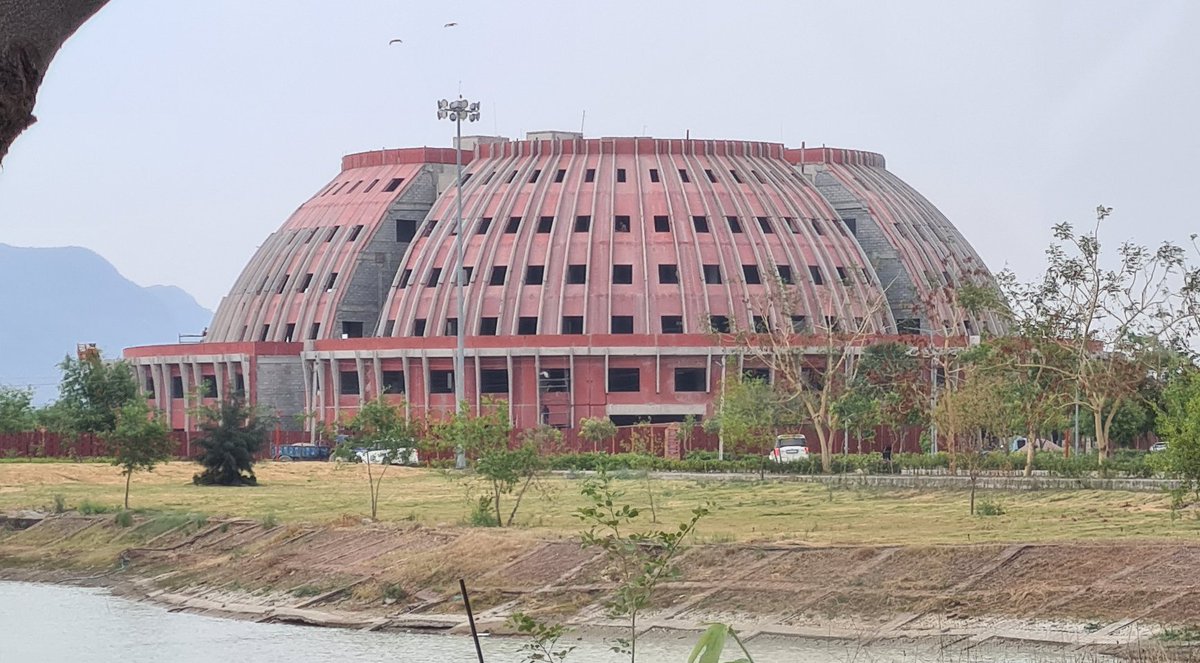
[77, 499, 112, 515]
[467, 496, 499, 527]
[976, 498, 1006, 516]
[113, 509, 134, 527]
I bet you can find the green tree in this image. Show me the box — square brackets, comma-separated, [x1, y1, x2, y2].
[578, 416, 617, 453]
[53, 352, 138, 439]
[192, 396, 273, 486]
[109, 400, 175, 509]
[1157, 370, 1200, 502]
[340, 397, 420, 520]
[433, 399, 524, 526]
[710, 376, 777, 477]
[0, 386, 36, 433]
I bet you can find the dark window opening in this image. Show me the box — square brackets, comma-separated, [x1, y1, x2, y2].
[616, 168, 627, 183]
[325, 273, 338, 291]
[234, 373, 245, 395]
[757, 217, 774, 234]
[561, 316, 584, 334]
[844, 218, 857, 235]
[809, 265, 824, 285]
[506, 216, 521, 233]
[489, 266, 507, 285]
[836, 266, 849, 283]
[539, 368, 571, 392]
[753, 316, 769, 333]
[518, 316, 538, 335]
[897, 319, 922, 334]
[284, 323, 296, 343]
[529, 169, 541, 184]
[574, 215, 591, 232]
[444, 318, 458, 336]
[678, 168, 690, 183]
[481, 369, 509, 393]
[429, 370, 454, 394]
[525, 265, 544, 285]
[306, 228, 319, 243]
[658, 264, 679, 284]
[426, 268, 442, 287]
[614, 215, 631, 232]
[825, 316, 839, 332]
[480, 317, 498, 335]
[310, 323, 321, 339]
[611, 315, 634, 334]
[649, 168, 660, 183]
[326, 227, 338, 242]
[363, 179, 380, 193]
[791, 315, 808, 332]
[477, 217, 492, 234]
[661, 315, 684, 334]
[729, 169, 744, 184]
[751, 169, 767, 184]
[743, 367, 771, 383]
[298, 273, 313, 293]
[382, 370, 405, 394]
[692, 215, 710, 233]
[505, 170, 517, 184]
[413, 319, 427, 336]
[608, 367, 640, 392]
[342, 321, 364, 338]
[567, 264, 587, 284]
[461, 265, 473, 284]
[422, 220, 436, 237]
[812, 220, 825, 236]
[554, 169, 566, 183]
[399, 269, 412, 288]
[200, 375, 218, 398]
[653, 215, 670, 232]
[585, 168, 596, 183]
[705, 169, 718, 183]
[277, 274, 289, 294]
[777, 265, 793, 284]
[613, 264, 633, 284]
[727, 216, 743, 233]
[396, 218, 418, 242]
[703, 264, 722, 284]
[348, 225, 363, 241]
[784, 217, 799, 233]
[383, 319, 395, 336]
[170, 376, 184, 399]
[340, 371, 360, 396]
[537, 216, 554, 233]
[383, 177, 404, 192]
[482, 171, 495, 185]
[709, 315, 730, 333]
[260, 324, 271, 341]
[942, 270, 953, 285]
[674, 367, 707, 392]
[854, 317, 866, 332]
[742, 265, 761, 284]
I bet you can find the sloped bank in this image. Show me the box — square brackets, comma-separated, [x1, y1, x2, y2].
[2, 514, 1198, 658]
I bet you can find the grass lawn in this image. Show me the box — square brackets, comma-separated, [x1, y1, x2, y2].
[0, 461, 1196, 546]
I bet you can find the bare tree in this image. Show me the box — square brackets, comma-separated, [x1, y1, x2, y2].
[1, 0, 108, 162]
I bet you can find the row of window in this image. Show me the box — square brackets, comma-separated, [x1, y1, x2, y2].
[333, 366, 722, 396]
[411, 214, 855, 239]
[320, 177, 404, 197]
[475, 164, 802, 188]
[395, 312, 840, 337]
[162, 374, 245, 400]
[399, 261, 858, 289]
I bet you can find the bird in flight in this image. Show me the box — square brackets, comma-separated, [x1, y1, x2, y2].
[443, 22, 458, 27]
[388, 38, 403, 44]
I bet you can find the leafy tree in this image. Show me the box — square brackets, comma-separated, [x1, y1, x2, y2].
[339, 397, 419, 520]
[434, 399, 527, 526]
[710, 376, 778, 477]
[1157, 370, 1200, 502]
[192, 396, 273, 486]
[832, 388, 882, 454]
[578, 416, 617, 453]
[0, 386, 36, 433]
[53, 352, 138, 438]
[933, 365, 1009, 513]
[108, 400, 174, 509]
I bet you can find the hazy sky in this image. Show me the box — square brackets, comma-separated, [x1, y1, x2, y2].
[1, 0, 1197, 310]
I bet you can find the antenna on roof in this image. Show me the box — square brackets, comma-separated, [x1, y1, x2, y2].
[686, 129, 690, 139]
[580, 110, 586, 135]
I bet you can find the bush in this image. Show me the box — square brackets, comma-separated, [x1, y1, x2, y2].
[77, 499, 112, 515]
[467, 496, 499, 527]
[976, 498, 1006, 516]
[113, 509, 134, 527]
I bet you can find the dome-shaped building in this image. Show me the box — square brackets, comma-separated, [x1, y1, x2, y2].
[126, 134, 1001, 433]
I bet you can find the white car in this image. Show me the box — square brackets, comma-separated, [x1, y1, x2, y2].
[1149, 441, 1168, 453]
[768, 434, 810, 463]
[355, 447, 419, 465]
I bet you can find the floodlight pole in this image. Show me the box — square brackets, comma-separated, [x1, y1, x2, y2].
[438, 97, 480, 470]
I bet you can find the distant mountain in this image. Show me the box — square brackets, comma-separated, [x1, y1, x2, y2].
[0, 244, 212, 403]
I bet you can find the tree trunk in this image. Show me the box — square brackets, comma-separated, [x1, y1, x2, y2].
[817, 426, 832, 474]
[0, 0, 108, 162]
[1094, 408, 1108, 465]
[970, 474, 977, 515]
[492, 481, 503, 527]
[1024, 425, 1036, 478]
[506, 474, 534, 527]
[123, 470, 131, 510]
[948, 428, 957, 476]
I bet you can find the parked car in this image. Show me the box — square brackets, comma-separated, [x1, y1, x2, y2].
[355, 447, 420, 466]
[1149, 441, 1168, 453]
[768, 434, 809, 463]
[274, 443, 332, 462]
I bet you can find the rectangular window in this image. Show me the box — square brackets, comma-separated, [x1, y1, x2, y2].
[616, 168, 627, 183]
[363, 178, 380, 193]
[809, 265, 824, 285]
[791, 315, 808, 332]
[836, 266, 849, 283]
[612, 264, 633, 284]
[561, 316, 584, 334]
[757, 217, 774, 234]
[525, 265, 545, 285]
[170, 376, 184, 399]
[614, 215, 631, 232]
[234, 373, 245, 395]
[529, 169, 541, 184]
[340, 371, 360, 396]
[310, 323, 321, 339]
[260, 324, 271, 341]
[726, 216, 743, 233]
[284, 323, 296, 342]
[341, 321, 364, 338]
[429, 370, 454, 394]
[200, 375, 218, 398]
[742, 265, 761, 284]
[422, 220, 436, 237]
[729, 169, 744, 184]
[709, 315, 730, 333]
[898, 318, 922, 335]
[413, 318, 427, 336]
[649, 168, 660, 183]
[658, 264, 679, 284]
[678, 169, 690, 183]
[705, 169, 718, 183]
[844, 218, 857, 235]
[537, 216, 553, 233]
[427, 268, 442, 287]
[703, 264, 722, 284]
[661, 315, 684, 334]
[812, 220, 825, 236]
[489, 266, 507, 285]
[753, 316, 769, 333]
[480, 369, 509, 393]
[784, 217, 799, 233]
[506, 170, 518, 184]
[611, 315, 634, 334]
[277, 274, 289, 294]
[608, 367, 641, 392]
[777, 265, 793, 284]
[653, 215, 670, 232]
[399, 269, 412, 288]
[383, 319, 395, 336]
[539, 368, 571, 393]
[518, 317, 538, 335]
[825, 316, 839, 332]
[482, 171, 495, 185]
[383, 177, 404, 192]
[325, 273, 338, 291]
[751, 169, 767, 184]
[348, 225, 363, 241]
[396, 218, 418, 242]
[674, 367, 707, 392]
[505, 217, 521, 233]
[743, 367, 770, 383]
[298, 273, 313, 293]
[327, 227, 338, 242]
[692, 216, 710, 233]
[567, 264, 587, 284]
[554, 169, 566, 183]
[574, 215, 591, 232]
[480, 317, 498, 335]
[477, 217, 492, 234]
[444, 318, 458, 336]
[585, 168, 596, 183]
[382, 370, 405, 394]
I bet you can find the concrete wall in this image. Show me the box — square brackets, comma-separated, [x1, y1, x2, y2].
[255, 355, 305, 431]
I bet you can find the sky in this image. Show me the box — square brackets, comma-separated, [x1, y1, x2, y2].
[1, 0, 1198, 311]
